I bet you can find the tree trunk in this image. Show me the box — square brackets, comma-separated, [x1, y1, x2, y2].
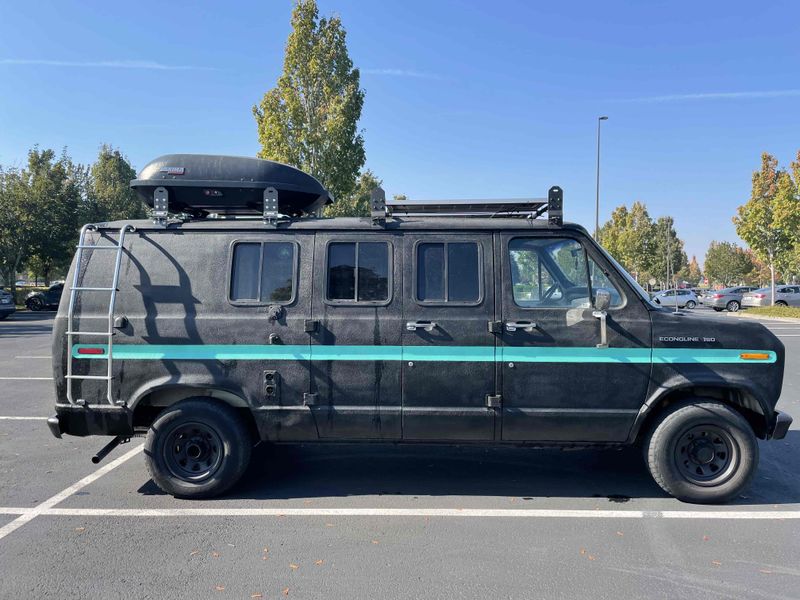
[769, 260, 776, 306]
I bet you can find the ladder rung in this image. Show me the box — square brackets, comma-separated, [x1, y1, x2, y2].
[66, 331, 113, 336]
[71, 287, 116, 291]
[65, 375, 113, 380]
[76, 245, 121, 250]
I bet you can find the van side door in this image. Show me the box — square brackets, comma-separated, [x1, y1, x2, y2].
[499, 232, 652, 442]
[401, 233, 496, 440]
[227, 232, 317, 440]
[310, 232, 402, 439]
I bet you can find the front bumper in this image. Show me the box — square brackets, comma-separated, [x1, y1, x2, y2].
[768, 410, 793, 440]
[47, 404, 134, 438]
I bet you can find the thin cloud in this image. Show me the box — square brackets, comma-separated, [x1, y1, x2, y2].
[0, 58, 215, 71]
[361, 68, 442, 80]
[620, 89, 800, 103]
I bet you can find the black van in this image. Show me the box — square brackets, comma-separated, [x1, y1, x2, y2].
[47, 154, 791, 503]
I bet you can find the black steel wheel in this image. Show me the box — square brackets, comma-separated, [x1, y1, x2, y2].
[726, 300, 740, 312]
[145, 398, 253, 499]
[26, 297, 44, 311]
[644, 400, 758, 503]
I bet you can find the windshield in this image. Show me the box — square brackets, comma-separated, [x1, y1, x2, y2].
[599, 247, 658, 307]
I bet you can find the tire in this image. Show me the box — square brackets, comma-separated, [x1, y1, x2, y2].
[775, 301, 788, 307]
[0, 315, 7, 321]
[644, 400, 758, 503]
[145, 398, 253, 499]
[713, 307, 723, 312]
[26, 297, 44, 311]
[726, 300, 740, 312]
[685, 300, 696, 309]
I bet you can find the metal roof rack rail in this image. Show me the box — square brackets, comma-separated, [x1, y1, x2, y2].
[384, 185, 563, 226]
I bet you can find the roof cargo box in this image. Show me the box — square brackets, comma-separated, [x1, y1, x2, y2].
[131, 154, 332, 217]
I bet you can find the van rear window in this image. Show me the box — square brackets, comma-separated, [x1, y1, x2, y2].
[230, 241, 296, 303]
[327, 242, 389, 302]
[417, 242, 480, 303]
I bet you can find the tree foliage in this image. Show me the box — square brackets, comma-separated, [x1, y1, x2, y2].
[323, 170, 380, 217]
[681, 255, 703, 286]
[253, 0, 365, 203]
[703, 241, 754, 287]
[734, 152, 800, 301]
[86, 144, 145, 222]
[650, 216, 688, 284]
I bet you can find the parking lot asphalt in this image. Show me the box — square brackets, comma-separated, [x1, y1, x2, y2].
[1, 309, 798, 599]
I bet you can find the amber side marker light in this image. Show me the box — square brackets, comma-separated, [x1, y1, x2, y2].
[77, 347, 105, 355]
[739, 352, 771, 361]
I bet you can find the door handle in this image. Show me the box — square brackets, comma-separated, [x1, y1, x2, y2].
[406, 321, 438, 332]
[505, 321, 536, 332]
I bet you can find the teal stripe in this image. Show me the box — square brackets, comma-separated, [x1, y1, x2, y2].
[72, 344, 776, 365]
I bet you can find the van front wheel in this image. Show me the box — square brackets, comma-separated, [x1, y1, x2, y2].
[644, 400, 758, 503]
[144, 398, 252, 499]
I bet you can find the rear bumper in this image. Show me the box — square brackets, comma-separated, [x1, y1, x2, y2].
[768, 410, 792, 440]
[0, 304, 15, 316]
[47, 404, 134, 438]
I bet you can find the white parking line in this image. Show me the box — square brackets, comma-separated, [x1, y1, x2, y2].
[9, 507, 798, 520]
[0, 416, 48, 421]
[0, 444, 143, 541]
[775, 335, 800, 337]
[14, 356, 51, 359]
[0, 377, 53, 381]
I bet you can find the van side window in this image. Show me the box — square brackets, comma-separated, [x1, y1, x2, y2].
[509, 237, 590, 308]
[327, 242, 389, 302]
[417, 242, 480, 303]
[230, 241, 296, 303]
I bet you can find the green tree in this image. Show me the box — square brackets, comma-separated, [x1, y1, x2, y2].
[24, 149, 84, 285]
[703, 241, 754, 287]
[599, 202, 656, 283]
[734, 152, 800, 304]
[650, 216, 687, 287]
[86, 145, 145, 222]
[0, 167, 29, 291]
[680, 255, 703, 286]
[253, 0, 365, 204]
[323, 170, 380, 217]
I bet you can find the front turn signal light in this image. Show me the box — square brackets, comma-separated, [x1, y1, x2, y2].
[739, 352, 771, 361]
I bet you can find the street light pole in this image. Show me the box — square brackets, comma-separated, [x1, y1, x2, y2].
[595, 116, 608, 241]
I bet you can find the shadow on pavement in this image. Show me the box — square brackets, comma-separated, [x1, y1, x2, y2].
[0, 312, 54, 337]
[138, 430, 800, 505]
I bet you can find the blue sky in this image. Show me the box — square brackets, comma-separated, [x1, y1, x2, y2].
[1, 0, 798, 262]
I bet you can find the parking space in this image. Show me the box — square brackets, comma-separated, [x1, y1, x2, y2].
[1, 310, 799, 597]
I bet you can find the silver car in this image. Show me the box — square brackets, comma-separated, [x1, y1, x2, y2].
[742, 286, 800, 308]
[705, 286, 758, 312]
[652, 288, 698, 309]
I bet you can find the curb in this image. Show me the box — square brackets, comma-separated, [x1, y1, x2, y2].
[727, 312, 800, 324]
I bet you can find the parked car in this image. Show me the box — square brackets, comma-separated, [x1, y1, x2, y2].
[651, 288, 698, 309]
[25, 282, 64, 311]
[742, 286, 800, 308]
[0, 287, 15, 320]
[704, 286, 758, 312]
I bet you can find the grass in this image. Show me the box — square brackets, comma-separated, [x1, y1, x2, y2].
[744, 306, 800, 319]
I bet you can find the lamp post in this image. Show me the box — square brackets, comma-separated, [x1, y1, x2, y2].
[595, 116, 608, 241]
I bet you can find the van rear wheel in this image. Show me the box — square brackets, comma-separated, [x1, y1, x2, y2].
[144, 398, 252, 499]
[644, 400, 758, 503]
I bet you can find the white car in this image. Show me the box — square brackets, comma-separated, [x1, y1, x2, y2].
[651, 289, 698, 309]
[742, 286, 800, 308]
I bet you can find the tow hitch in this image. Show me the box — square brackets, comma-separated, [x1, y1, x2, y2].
[92, 435, 130, 464]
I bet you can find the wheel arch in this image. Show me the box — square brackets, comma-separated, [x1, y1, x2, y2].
[130, 382, 258, 438]
[628, 382, 771, 442]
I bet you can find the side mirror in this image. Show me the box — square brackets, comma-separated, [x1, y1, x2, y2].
[594, 288, 611, 312]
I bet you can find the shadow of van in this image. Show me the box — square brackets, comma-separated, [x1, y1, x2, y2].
[138, 429, 800, 505]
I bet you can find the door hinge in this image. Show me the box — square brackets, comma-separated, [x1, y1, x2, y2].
[487, 320, 502, 334]
[486, 394, 502, 408]
[303, 392, 318, 406]
[304, 319, 319, 333]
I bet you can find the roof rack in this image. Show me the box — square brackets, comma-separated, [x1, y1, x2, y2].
[382, 186, 563, 226]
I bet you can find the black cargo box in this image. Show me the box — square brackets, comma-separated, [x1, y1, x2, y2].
[131, 154, 332, 216]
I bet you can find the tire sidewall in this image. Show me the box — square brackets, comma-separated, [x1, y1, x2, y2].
[647, 401, 758, 503]
[726, 300, 740, 312]
[145, 399, 252, 499]
[27, 297, 43, 311]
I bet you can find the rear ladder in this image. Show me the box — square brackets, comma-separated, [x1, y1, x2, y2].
[65, 223, 135, 406]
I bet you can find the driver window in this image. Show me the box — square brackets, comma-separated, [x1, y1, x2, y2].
[509, 237, 589, 308]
